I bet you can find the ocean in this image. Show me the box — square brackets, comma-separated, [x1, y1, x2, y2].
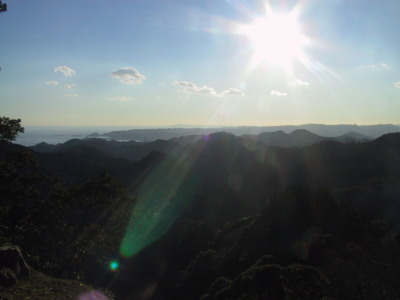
[14, 126, 136, 146]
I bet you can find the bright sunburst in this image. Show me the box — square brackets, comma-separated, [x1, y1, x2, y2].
[241, 11, 308, 68]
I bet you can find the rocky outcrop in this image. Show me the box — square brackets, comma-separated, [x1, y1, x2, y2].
[0, 245, 31, 287]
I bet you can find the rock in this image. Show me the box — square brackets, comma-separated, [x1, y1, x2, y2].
[0, 267, 18, 287]
[0, 245, 31, 287]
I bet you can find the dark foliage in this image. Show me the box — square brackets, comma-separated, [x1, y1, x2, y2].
[0, 117, 24, 142]
[0, 148, 135, 283]
[3, 130, 400, 298]
[205, 263, 331, 300]
[0, 1, 6, 13]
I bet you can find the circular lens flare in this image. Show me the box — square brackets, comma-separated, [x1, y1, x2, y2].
[109, 260, 119, 271]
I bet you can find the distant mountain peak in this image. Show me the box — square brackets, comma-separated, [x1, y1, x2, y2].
[290, 129, 321, 137]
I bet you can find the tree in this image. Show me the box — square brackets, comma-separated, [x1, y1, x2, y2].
[0, 1, 6, 72]
[0, 1, 6, 13]
[0, 116, 24, 143]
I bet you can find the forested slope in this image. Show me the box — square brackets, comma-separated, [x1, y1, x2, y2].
[1, 133, 400, 299]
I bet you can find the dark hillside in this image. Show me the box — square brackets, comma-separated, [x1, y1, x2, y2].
[3, 132, 400, 299]
[108, 132, 400, 298]
[257, 129, 330, 147]
[30, 138, 181, 162]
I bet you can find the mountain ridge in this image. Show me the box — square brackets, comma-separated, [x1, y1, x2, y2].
[89, 124, 398, 141]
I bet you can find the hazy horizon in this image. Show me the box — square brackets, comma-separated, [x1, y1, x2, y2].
[14, 123, 400, 147]
[20, 122, 400, 129]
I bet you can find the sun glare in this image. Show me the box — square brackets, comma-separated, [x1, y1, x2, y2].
[242, 12, 308, 67]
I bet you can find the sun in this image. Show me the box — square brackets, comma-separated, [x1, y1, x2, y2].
[242, 12, 308, 67]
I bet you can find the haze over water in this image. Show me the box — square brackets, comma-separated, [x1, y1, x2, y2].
[15, 126, 136, 146]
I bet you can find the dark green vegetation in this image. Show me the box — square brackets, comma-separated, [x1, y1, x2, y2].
[0, 116, 24, 143]
[2, 128, 400, 299]
[0, 1, 6, 13]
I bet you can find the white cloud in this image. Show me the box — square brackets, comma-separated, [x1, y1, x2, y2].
[54, 66, 76, 77]
[172, 81, 244, 97]
[64, 83, 77, 89]
[46, 81, 59, 86]
[111, 67, 146, 84]
[173, 81, 195, 90]
[271, 90, 288, 97]
[172, 81, 218, 96]
[394, 82, 400, 89]
[356, 63, 390, 70]
[109, 96, 133, 102]
[198, 86, 219, 96]
[65, 93, 79, 97]
[288, 79, 309, 87]
[221, 88, 245, 97]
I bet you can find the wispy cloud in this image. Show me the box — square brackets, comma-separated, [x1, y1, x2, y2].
[109, 96, 133, 102]
[172, 81, 244, 97]
[65, 93, 79, 97]
[46, 81, 59, 86]
[394, 82, 400, 89]
[271, 90, 288, 97]
[288, 78, 309, 87]
[221, 88, 245, 96]
[54, 66, 76, 77]
[172, 81, 197, 90]
[111, 67, 146, 84]
[172, 81, 218, 96]
[64, 83, 77, 89]
[356, 63, 390, 70]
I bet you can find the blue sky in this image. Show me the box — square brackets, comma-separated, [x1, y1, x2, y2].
[1, 0, 400, 126]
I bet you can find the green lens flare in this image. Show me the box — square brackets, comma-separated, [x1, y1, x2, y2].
[109, 260, 119, 271]
[120, 150, 198, 258]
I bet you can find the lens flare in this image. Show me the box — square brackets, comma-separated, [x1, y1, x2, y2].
[109, 260, 119, 271]
[78, 290, 110, 300]
[120, 149, 199, 258]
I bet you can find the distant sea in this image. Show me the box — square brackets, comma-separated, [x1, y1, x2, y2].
[15, 126, 137, 146]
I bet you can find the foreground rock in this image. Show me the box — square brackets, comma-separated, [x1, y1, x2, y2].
[0, 245, 31, 287]
[0, 245, 114, 299]
[0, 270, 114, 300]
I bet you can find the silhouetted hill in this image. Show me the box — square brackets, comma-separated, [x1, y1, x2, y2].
[169, 134, 204, 146]
[372, 132, 400, 148]
[0, 140, 33, 158]
[4, 132, 400, 299]
[27, 131, 400, 195]
[241, 130, 372, 147]
[33, 144, 137, 185]
[256, 129, 330, 147]
[26, 140, 173, 186]
[335, 131, 372, 143]
[91, 124, 400, 141]
[21, 132, 400, 199]
[30, 138, 181, 162]
[293, 124, 399, 138]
